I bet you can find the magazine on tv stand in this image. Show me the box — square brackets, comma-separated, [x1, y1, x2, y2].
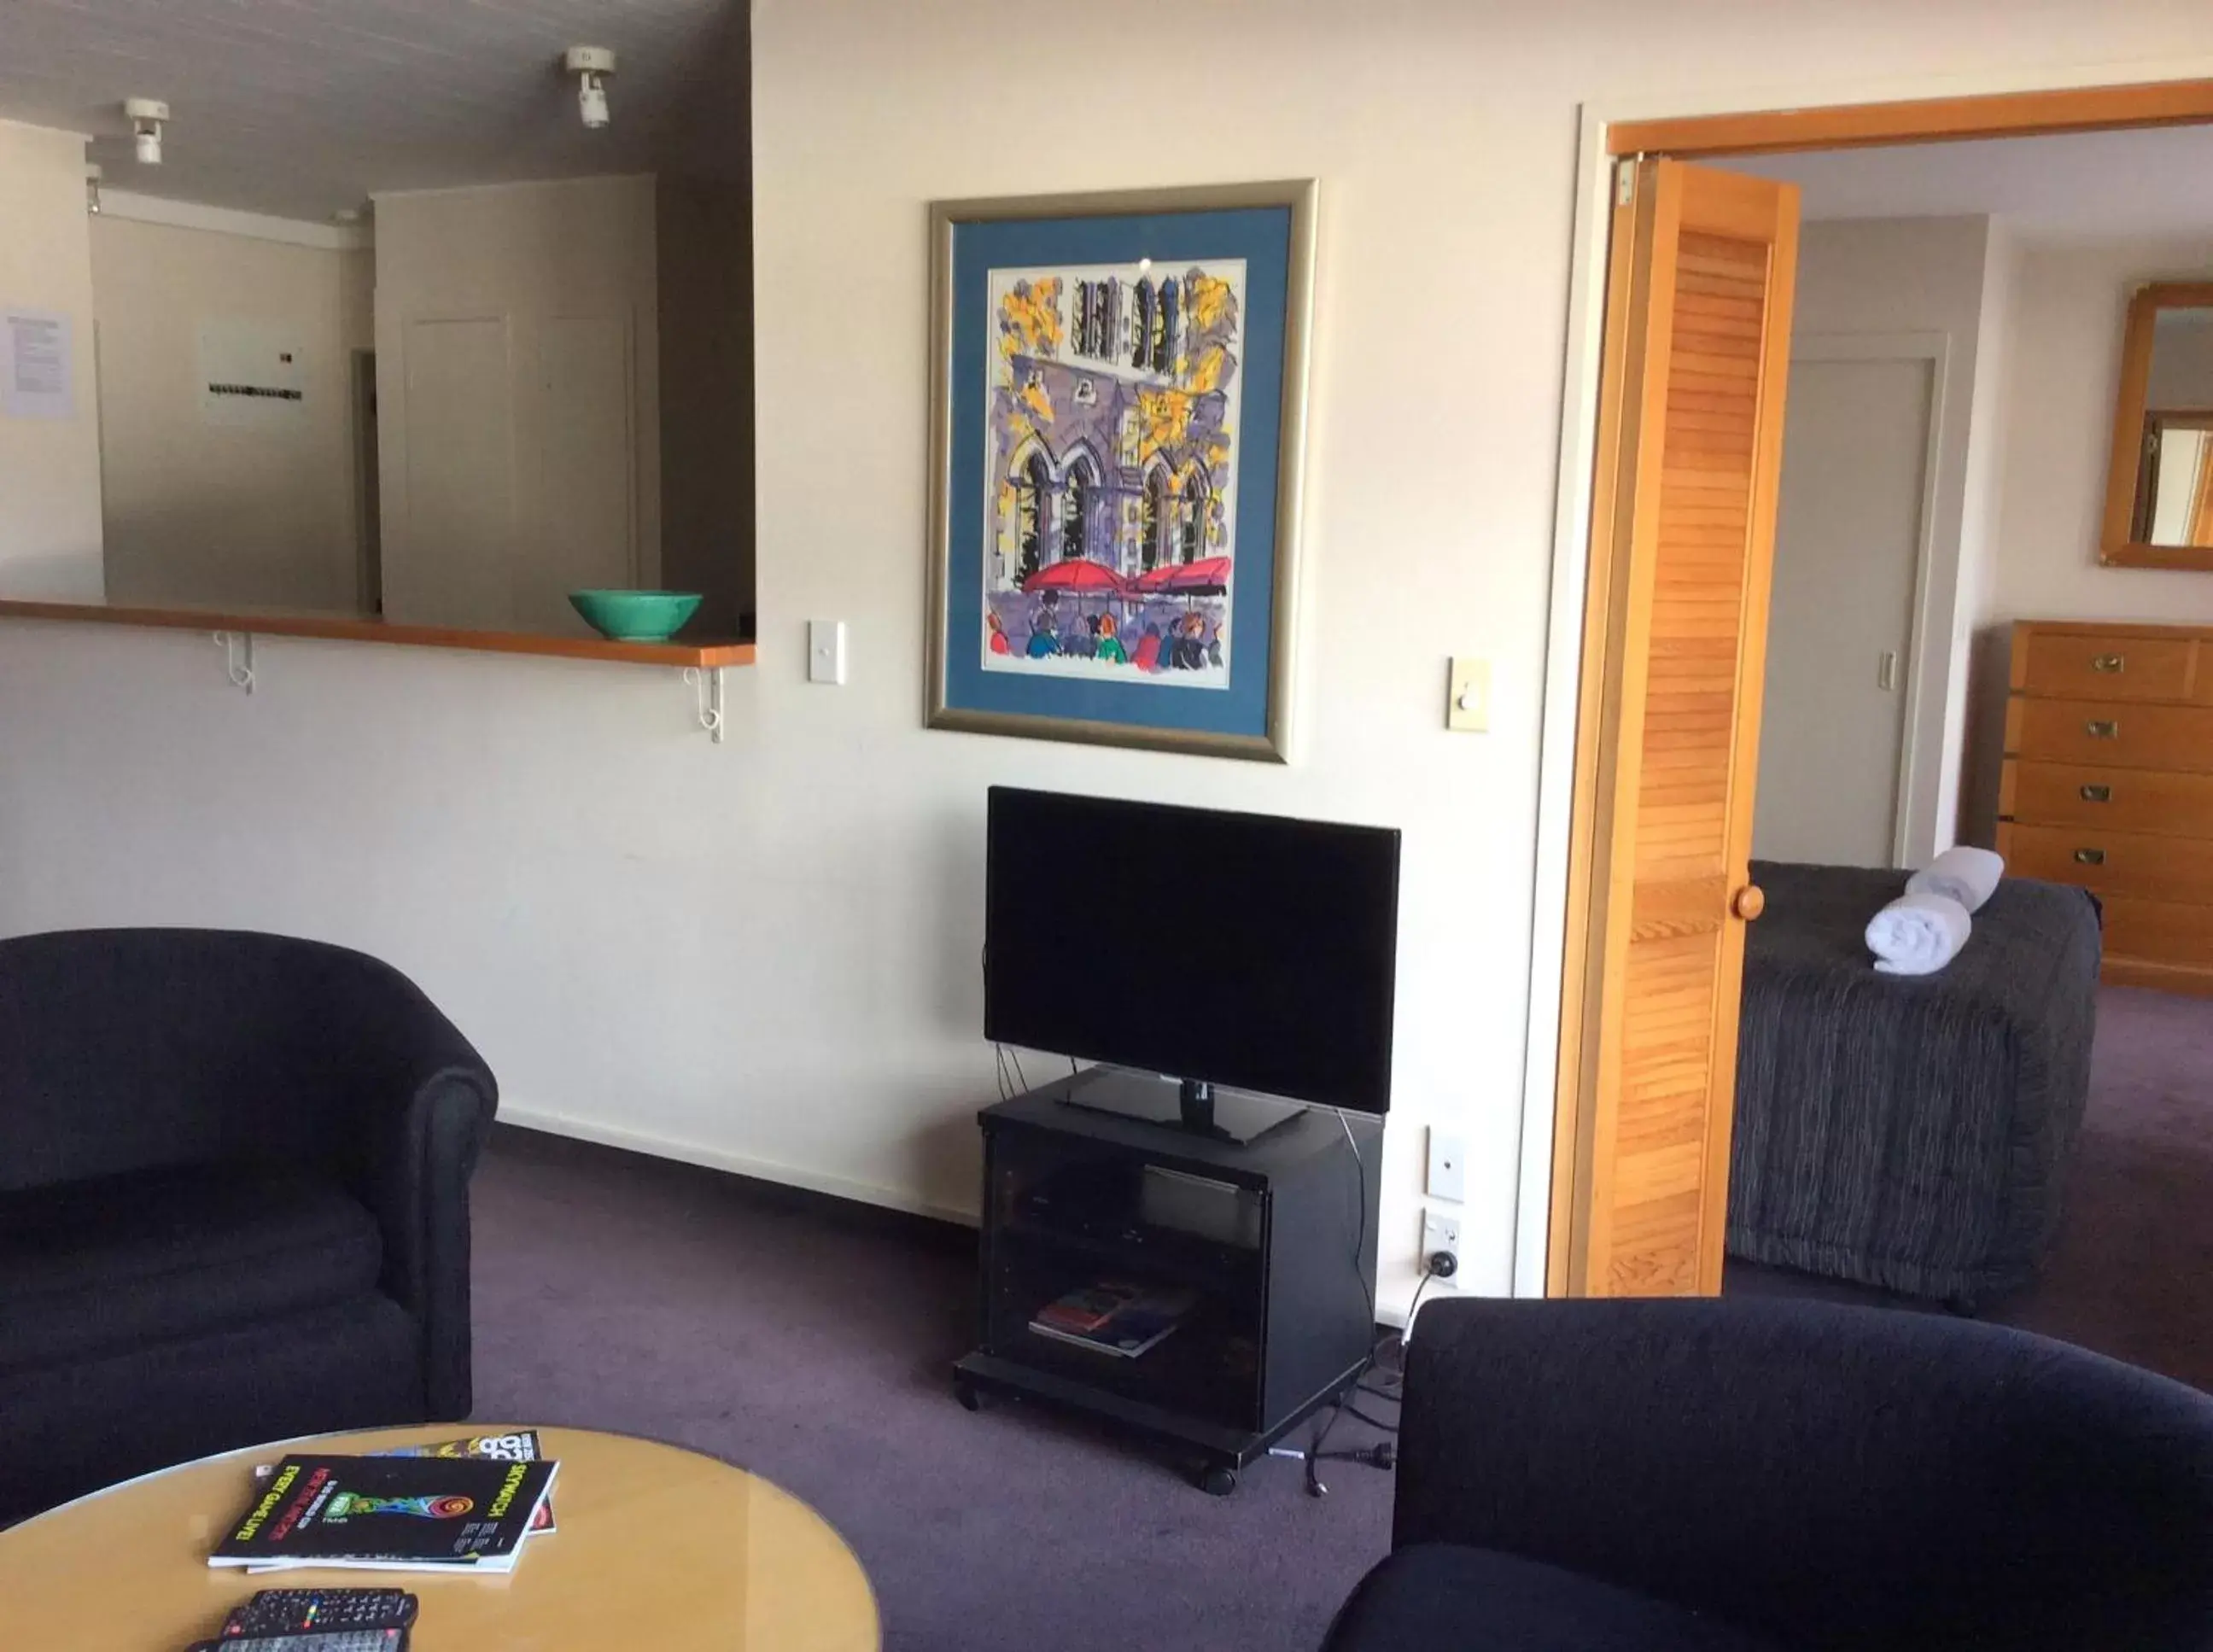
[1029, 1281, 1197, 1358]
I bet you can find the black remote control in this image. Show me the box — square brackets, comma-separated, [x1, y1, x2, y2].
[222, 1589, 419, 1636]
[191, 1634, 406, 1652]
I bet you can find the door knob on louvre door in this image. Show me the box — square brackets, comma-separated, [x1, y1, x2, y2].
[1732, 884, 1766, 921]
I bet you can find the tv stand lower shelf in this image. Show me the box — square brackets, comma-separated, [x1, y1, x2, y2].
[953, 1071, 1382, 1494]
[951, 1349, 1369, 1495]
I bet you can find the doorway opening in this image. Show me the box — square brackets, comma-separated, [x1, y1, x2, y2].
[352, 349, 382, 617]
[1534, 77, 2213, 1392]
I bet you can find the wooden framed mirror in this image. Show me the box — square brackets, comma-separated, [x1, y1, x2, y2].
[2102, 281, 2213, 569]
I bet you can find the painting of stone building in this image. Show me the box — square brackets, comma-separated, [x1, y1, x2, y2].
[978, 257, 1247, 685]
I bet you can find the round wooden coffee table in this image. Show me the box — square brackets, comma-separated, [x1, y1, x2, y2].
[0, 1424, 879, 1650]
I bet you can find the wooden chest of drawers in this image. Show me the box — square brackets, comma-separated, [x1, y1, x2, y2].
[2000, 619, 2213, 995]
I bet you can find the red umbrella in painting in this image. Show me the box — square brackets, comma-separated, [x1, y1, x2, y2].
[1022, 558, 1130, 597]
[1134, 556, 1232, 598]
[1019, 557, 1133, 661]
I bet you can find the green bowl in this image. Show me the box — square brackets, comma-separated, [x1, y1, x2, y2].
[568, 589, 704, 643]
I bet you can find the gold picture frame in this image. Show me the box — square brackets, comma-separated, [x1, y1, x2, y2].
[924, 181, 1317, 761]
[2100, 280, 2213, 570]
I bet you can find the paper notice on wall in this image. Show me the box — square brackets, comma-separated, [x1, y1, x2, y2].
[3, 309, 74, 419]
[199, 319, 307, 429]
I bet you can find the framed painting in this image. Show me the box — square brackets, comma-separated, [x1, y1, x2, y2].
[925, 181, 1317, 762]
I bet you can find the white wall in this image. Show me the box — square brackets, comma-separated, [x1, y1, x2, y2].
[91, 215, 372, 612]
[1776, 216, 1996, 862]
[0, 119, 102, 601]
[11, 7, 2213, 1316]
[1961, 229, 2213, 838]
[373, 177, 661, 634]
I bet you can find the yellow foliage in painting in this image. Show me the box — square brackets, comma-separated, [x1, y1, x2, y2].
[1186, 343, 1230, 394]
[1136, 387, 1194, 461]
[1185, 273, 1233, 333]
[1019, 381, 1054, 424]
[998, 277, 1064, 360]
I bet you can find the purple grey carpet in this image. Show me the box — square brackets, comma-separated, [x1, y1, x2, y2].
[1987, 985, 2213, 1388]
[1728, 984, 2213, 1391]
[470, 987, 2209, 1649]
[469, 1131, 1393, 1652]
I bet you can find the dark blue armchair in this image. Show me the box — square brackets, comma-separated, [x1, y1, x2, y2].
[1325, 1297, 2213, 1650]
[0, 929, 497, 1522]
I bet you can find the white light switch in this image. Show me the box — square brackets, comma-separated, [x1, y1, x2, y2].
[1447, 657, 1490, 733]
[1427, 1128, 1467, 1203]
[809, 619, 847, 686]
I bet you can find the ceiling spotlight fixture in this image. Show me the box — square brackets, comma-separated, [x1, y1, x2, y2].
[85, 162, 102, 214]
[564, 46, 616, 129]
[125, 97, 169, 164]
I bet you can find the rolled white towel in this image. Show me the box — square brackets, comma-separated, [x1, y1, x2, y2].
[1906, 845, 2004, 914]
[1866, 890, 1973, 976]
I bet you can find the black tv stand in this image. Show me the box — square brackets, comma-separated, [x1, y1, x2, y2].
[1059, 1067, 1304, 1145]
[954, 1070, 1381, 1492]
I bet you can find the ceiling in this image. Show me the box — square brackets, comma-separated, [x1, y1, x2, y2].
[0, 0, 746, 225]
[1724, 125, 2213, 239]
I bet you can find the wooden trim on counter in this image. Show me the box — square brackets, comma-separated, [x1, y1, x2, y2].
[1609, 78, 2213, 159]
[0, 599, 756, 668]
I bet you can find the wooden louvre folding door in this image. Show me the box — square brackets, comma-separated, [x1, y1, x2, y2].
[1550, 159, 1801, 1297]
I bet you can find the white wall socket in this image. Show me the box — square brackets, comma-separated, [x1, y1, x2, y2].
[1426, 1128, 1467, 1203]
[1422, 1211, 1462, 1274]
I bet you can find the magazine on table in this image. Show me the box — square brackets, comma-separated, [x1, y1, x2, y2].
[251, 1429, 557, 1538]
[379, 1430, 558, 1533]
[213, 1450, 558, 1574]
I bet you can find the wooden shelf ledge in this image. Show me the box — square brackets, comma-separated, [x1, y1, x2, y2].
[0, 599, 756, 668]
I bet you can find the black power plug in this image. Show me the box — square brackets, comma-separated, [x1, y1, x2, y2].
[1427, 1249, 1458, 1279]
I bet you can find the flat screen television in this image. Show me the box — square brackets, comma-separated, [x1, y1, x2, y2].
[984, 786, 1401, 1141]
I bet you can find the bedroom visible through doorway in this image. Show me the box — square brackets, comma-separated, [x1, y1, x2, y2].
[1544, 81, 2213, 1383]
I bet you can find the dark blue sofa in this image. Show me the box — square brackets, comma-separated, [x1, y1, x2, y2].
[1324, 1297, 2213, 1650]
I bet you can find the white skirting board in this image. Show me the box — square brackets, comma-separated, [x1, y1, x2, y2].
[494, 1104, 981, 1230]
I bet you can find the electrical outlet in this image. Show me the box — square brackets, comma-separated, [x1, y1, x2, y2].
[1426, 1129, 1467, 1203]
[1422, 1211, 1461, 1275]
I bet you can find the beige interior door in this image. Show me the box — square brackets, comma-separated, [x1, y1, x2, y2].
[1549, 157, 1801, 1297]
[1754, 353, 1933, 867]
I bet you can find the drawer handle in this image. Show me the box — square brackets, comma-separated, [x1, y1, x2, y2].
[2085, 720, 2119, 739]
[2080, 784, 2112, 803]
[2074, 848, 2107, 866]
[2092, 653, 2125, 673]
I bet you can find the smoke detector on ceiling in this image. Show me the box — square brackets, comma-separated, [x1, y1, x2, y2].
[124, 97, 169, 165]
[564, 47, 616, 130]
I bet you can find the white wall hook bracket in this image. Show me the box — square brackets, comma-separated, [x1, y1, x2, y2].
[212, 630, 255, 693]
[683, 665, 725, 742]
